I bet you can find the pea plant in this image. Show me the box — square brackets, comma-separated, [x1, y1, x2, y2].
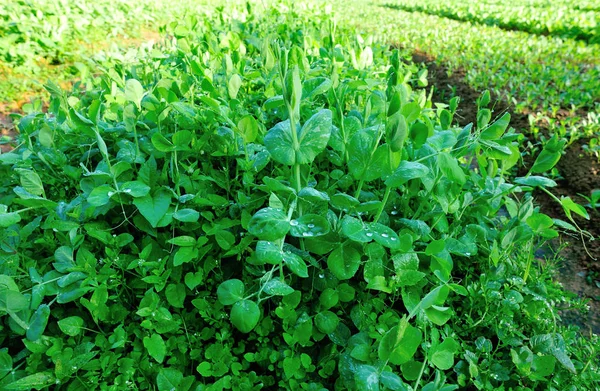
[0, 3, 597, 391]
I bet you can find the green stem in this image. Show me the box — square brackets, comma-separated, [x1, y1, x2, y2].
[354, 178, 365, 199]
[522, 241, 534, 283]
[374, 186, 392, 222]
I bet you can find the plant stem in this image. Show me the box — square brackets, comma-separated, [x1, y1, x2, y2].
[374, 186, 391, 222]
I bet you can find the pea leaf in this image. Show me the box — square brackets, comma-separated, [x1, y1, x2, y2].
[217, 279, 245, 305]
[133, 189, 171, 228]
[296, 109, 332, 164]
[315, 311, 339, 334]
[385, 161, 430, 188]
[26, 304, 50, 341]
[248, 207, 290, 241]
[230, 300, 260, 333]
[327, 243, 361, 280]
[57, 316, 84, 336]
[143, 333, 166, 363]
[5, 372, 55, 390]
[438, 152, 466, 186]
[124, 79, 145, 108]
[172, 208, 200, 222]
[263, 279, 294, 296]
[289, 214, 330, 237]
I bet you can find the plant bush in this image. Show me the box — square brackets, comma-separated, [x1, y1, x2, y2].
[0, 3, 598, 390]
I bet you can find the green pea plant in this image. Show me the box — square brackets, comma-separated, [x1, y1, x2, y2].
[0, 2, 598, 391]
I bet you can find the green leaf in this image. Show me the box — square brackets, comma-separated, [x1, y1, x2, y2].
[0, 205, 21, 227]
[369, 222, 401, 249]
[514, 176, 557, 188]
[341, 215, 373, 243]
[217, 279, 245, 305]
[561, 196, 589, 220]
[429, 337, 459, 370]
[380, 371, 407, 391]
[57, 316, 84, 336]
[438, 152, 466, 186]
[230, 300, 260, 333]
[238, 115, 259, 143]
[248, 207, 290, 241]
[144, 333, 166, 363]
[124, 79, 145, 108]
[26, 304, 50, 341]
[121, 181, 151, 197]
[296, 109, 333, 164]
[88, 185, 115, 206]
[327, 243, 361, 280]
[480, 112, 510, 140]
[256, 240, 284, 265]
[348, 128, 384, 181]
[531, 149, 561, 173]
[283, 251, 309, 278]
[385, 161, 430, 188]
[263, 279, 294, 296]
[215, 230, 236, 250]
[303, 77, 332, 98]
[173, 246, 198, 267]
[228, 74, 242, 99]
[133, 189, 171, 228]
[387, 112, 408, 152]
[354, 365, 380, 391]
[151, 132, 175, 152]
[0, 351, 12, 378]
[173, 208, 200, 222]
[5, 372, 55, 390]
[289, 214, 330, 238]
[15, 169, 44, 197]
[379, 321, 422, 365]
[165, 283, 186, 308]
[315, 311, 339, 334]
[184, 271, 204, 290]
[157, 368, 183, 391]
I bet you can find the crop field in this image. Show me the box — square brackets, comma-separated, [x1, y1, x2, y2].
[0, 0, 599, 390]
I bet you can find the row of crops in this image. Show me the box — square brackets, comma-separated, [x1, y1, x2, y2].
[384, 0, 600, 43]
[0, 0, 598, 390]
[336, 0, 600, 160]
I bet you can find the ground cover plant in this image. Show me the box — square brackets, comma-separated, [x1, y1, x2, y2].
[0, 2, 599, 390]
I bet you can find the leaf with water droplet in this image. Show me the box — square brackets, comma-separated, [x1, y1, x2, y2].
[341, 215, 373, 243]
[289, 214, 330, 238]
[368, 222, 400, 249]
[248, 207, 290, 241]
[283, 251, 309, 278]
[327, 243, 361, 280]
[256, 241, 283, 265]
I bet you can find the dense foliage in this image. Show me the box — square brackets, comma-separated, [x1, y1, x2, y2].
[0, 3, 598, 391]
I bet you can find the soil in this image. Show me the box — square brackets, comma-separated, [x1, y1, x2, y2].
[0, 112, 17, 154]
[408, 49, 600, 334]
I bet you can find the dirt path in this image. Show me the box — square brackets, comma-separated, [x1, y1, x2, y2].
[408, 49, 600, 334]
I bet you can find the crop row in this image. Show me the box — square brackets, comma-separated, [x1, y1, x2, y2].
[331, 0, 600, 146]
[479, 0, 600, 12]
[384, 0, 600, 43]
